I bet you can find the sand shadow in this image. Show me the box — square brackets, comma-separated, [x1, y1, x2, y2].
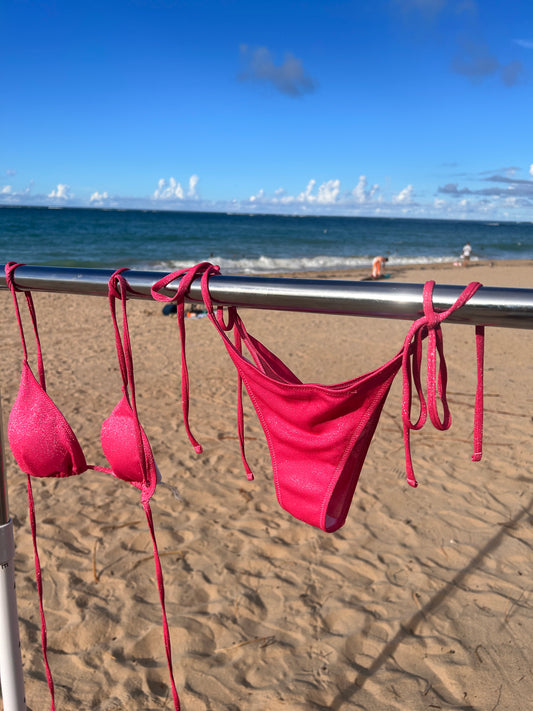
[329, 494, 533, 710]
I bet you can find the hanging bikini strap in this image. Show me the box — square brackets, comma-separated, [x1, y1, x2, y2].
[109, 269, 180, 710]
[471, 324, 484, 462]
[5, 262, 47, 389]
[401, 281, 484, 487]
[142, 499, 180, 710]
[108, 269, 138, 408]
[108, 268, 156, 502]
[26, 476, 57, 710]
[151, 262, 221, 454]
[198, 266, 255, 480]
[5, 262, 57, 709]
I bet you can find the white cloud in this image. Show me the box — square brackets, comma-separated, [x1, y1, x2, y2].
[296, 179, 340, 204]
[316, 179, 341, 204]
[188, 174, 199, 197]
[154, 177, 183, 199]
[297, 179, 316, 202]
[352, 175, 367, 203]
[393, 185, 414, 203]
[153, 175, 199, 201]
[90, 191, 109, 205]
[352, 175, 380, 203]
[250, 179, 342, 207]
[0, 181, 33, 203]
[249, 188, 264, 203]
[48, 184, 71, 200]
[4, 165, 532, 220]
[249, 177, 405, 212]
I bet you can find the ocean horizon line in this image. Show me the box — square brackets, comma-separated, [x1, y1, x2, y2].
[1, 203, 532, 226]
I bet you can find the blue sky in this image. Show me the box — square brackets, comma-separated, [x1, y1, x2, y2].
[2, 0, 533, 220]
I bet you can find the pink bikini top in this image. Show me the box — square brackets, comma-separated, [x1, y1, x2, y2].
[177, 264, 484, 532]
[5, 263, 180, 711]
[6, 263, 158, 502]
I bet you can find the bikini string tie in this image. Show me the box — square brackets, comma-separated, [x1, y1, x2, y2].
[27, 476, 56, 711]
[6, 262, 47, 389]
[199, 267, 254, 481]
[143, 500, 181, 710]
[401, 280, 484, 487]
[151, 263, 220, 454]
[218, 305, 255, 481]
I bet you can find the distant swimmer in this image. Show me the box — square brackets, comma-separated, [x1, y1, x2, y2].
[371, 255, 388, 279]
[460, 242, 472, 267]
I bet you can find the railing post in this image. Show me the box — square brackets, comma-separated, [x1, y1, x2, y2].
[0, 391, 26, 710]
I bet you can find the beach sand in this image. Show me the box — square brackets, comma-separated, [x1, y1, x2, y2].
[0, 260, 531, 710]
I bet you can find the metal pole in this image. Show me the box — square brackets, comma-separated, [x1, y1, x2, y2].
[1, 264, 533, 329]
[0, 391, 26, 710]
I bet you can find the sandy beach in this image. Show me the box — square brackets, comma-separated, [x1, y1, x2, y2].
[0, 260, 531, 710]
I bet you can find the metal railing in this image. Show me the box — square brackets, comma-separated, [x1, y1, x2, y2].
[1, 264, 533, 328]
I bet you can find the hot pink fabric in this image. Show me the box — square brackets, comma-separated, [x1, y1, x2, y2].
[5, 263, 180, 711]
[101, 269, 159, 503]
[104, 269, 180, 710]
[401, 280, 485, 485]
[185, 265, 485, 533]
[6, 265, 88, 481]
[150, 262, 221, 455]
[5, 264, 156, 493]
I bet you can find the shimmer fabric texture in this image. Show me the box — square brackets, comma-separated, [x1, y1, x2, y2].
[189, 265, 485, 533]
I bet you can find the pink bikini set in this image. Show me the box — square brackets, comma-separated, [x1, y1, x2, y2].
[5, 261, 485, 709]
[5, 263, 180, 710]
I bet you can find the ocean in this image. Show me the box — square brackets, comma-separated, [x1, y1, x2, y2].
[1, 206, 533, 275]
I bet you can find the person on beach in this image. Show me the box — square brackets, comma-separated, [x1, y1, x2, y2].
[371, 255, 388, 279]
[460, 242, 472, 266]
